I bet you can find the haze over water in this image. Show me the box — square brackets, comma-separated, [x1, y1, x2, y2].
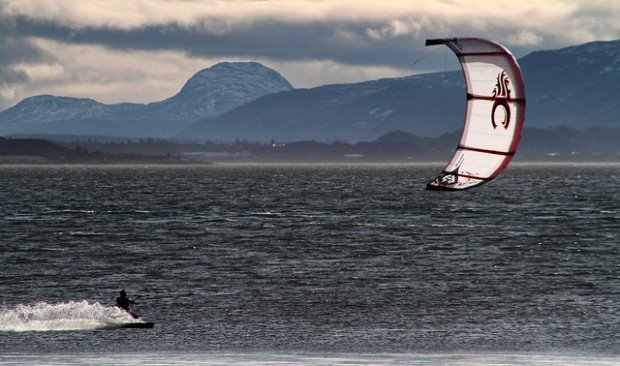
[0, 164, 618, 365]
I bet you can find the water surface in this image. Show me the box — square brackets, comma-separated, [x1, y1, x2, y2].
[0, 164, 618, 363]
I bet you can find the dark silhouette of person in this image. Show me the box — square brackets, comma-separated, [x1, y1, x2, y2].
[116, 290, 139, 318]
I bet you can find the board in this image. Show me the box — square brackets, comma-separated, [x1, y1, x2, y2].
[119, 322, 154, 329]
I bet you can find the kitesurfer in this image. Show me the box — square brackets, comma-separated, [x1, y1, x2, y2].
[116, 290, 139, 318]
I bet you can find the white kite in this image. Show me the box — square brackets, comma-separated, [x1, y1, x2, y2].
[425, 37, 526, 190]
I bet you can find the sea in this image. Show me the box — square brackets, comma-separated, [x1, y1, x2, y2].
[0, 163, 618, 365]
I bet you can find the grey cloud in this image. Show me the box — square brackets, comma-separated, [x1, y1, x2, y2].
[0, 12, 560, 109]
[6, 14, 434, 69]
[0, 15, 52, 109]
[5, 10, 590, 75]
[2, 3, 618, 109]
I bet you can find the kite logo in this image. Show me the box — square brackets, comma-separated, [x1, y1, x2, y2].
[433, 154, 465, 188]
[491, 71, 511, 129]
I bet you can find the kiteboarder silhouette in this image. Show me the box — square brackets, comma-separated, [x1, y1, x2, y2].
[116, 290, 139, 318]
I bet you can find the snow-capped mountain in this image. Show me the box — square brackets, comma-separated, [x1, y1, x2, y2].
[0, 95, 140, 126]
[0, 62, 293, 137]
[180, 39, 620, 142]
[178, 72, 465, 142]
[3, 40, 620, 142]
[144, 62, 294, 120]
[519, 40, 620, 130]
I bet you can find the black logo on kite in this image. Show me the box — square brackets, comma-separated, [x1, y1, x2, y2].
[434, 154, 464, 187]
[491, 71, 511, 129]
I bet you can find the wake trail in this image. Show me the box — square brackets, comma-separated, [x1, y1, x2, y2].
[0, 300, 141, 332]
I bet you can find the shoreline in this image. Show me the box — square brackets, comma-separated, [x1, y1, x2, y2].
[0, 161, 619, 169]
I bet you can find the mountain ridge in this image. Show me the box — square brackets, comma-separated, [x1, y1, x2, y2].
[2, 40, 620, 142]
[179, 39, 620, 142]
[0, 62, 293, 137]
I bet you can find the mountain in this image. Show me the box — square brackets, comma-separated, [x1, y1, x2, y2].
[4, 40, 620, 142]
[178, 73, 464, 142]
[0, 62, 293, 137]
[180, 39, 620, 142]
[521, 41, 620, 128]
[141, 62, 293, 123]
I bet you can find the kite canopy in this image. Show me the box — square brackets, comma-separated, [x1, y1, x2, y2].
[425, 37, 526, 190]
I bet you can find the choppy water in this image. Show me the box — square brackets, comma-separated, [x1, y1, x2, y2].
[0, 164, 618, 364]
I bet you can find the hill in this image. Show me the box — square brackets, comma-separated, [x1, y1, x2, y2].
[180, 40, 620, 142]
[2, 40, 620, 143]
[0, 62, 293, 138]
[0, 137, 186, 163]
[0, 136, 72, 159]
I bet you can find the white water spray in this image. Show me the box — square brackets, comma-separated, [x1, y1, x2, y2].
[0, 300, 138, 332]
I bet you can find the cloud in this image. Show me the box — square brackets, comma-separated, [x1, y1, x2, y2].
[12, 62, 65, 82]
[5, 38, 222, 106]
[0, 13, 50, 109]
[4, 1, 619, 66]
[1, 0, 619, 110]
[6, 37, 417, 105]
[265, 59, 414, 89]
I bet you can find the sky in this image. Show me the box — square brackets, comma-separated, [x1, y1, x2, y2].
[1, 0, 620, 110]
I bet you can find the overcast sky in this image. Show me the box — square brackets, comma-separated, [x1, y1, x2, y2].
[1, 0, 619, 110]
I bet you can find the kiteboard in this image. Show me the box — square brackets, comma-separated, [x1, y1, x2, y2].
[119, 321, 154, 329]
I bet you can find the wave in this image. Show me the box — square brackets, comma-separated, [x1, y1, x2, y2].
[250, 211, 287, 217]
[0, 300, 140, 332]
[3, 352, 617, 365]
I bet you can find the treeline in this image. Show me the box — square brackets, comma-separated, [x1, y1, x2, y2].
[0, 137, 182, 163]
[5, 125, 619, 163]
[519, 126, 620, 157]
[60, 137, 233, 156]
[55, 126, 619, 161]
[53, 133, 456, 161]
